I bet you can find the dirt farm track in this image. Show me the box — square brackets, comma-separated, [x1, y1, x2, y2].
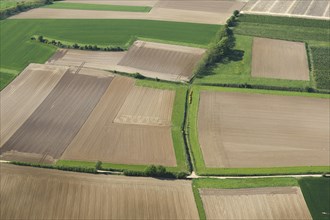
[198, 91, 330, 168]
[0, 164, 199, 219]
[200, 187, 312, 219]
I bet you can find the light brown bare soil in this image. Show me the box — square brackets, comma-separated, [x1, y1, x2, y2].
[10, 0, 246, 24]
[252, 37, 310, 81]
[1, 71, 113, 163]
[114, 86, 175, 126]
[117, 40, 205, 82]
[0, 64, 68, 147]
[61, 76, 177, 166]
[200, 187, 312, 220]
[198, 91, 330, 168]
[0, 164, 199, 220]
[47, 49, 126, 71]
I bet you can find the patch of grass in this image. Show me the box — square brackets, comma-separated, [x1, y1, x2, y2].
[310, 47, 330, 90]
[0, 19, 218, 80]
[299, 177, 330, 220]
[192, 177, 298, 219]
[0, 70, 18, 90]
[43, 2, 152, 12]
[194, 35, 312, 89]
[235, 14, 329, 47]
[187, 85, 329, 176]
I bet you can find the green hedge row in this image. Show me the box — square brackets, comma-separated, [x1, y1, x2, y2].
[123, 165, 189, 179]
[0, 0, 52, 20]
[32, 35, 125, 51]
[10, 161, 97, 173]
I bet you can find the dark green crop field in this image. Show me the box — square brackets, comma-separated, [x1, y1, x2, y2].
[299, 177, 330, 220]
[0, 19, 218, 88]
[43, 2, 152, 12]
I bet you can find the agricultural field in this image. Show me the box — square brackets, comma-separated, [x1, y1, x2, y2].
[1, 64, 188, 171]
[9, 0, 245, 24]
[0, 64, 68, 148]
[188, 86, 330, 175]
[192, 178, 313, 220]
[299, 177, 330, 220]
[1, 67, 113, 163]
[310, 46, 330, 90]
[251, 37, 309, 80]
[195, 14, 330, 92]
[0, 19, 218, 88]
[117, 40, 206, 81]
[60, 76, 177, 166]
[0, 163, 199, 219]
[197, 90, 329, 168]
[242, 0, 329, 20]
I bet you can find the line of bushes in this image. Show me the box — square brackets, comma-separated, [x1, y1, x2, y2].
[32, 35, 125, 51]
[193, 11, 238, 77]
[0, 0, 52, 20]
[10, 161, 97, 173]
[199, 82, 330, 94]
[122, 165, 189, 179]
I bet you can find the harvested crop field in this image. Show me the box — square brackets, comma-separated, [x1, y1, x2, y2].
[242, 0, 329, 19]
[200, 187, 312, 220]
[47, 49, 126, 71]
[1, 71, 113, 163]
[10, 0, 245, 24]
[252, 37, 309, 80]
[114, 86, 175, 126]
[0, 64, 68, 147]
[0, 164, 199, 219]
[61, 77, 177, 166]
[197, 91, 330, 168]
[64, 0, 157, 7]
[117, 40, 205, 82]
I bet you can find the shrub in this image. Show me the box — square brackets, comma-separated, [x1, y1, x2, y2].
[134, 73, 145, 79]
[233, 10, 240, 17]
[95, 161, 102, 170]
[38, 35, 44, 42]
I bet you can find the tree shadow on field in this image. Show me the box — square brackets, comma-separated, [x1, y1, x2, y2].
[196, 49, 245, 78]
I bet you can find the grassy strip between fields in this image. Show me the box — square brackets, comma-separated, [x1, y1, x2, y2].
[188, 85, 329, 176]
[299, 177, 330, 220]
[43, 2, 152, 12]
[56, 79, 190, 175]
[192, 177, 298, 220]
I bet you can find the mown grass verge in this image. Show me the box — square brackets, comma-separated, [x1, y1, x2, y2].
[299, 177, 330, 220]
[187, 85, 330, 176]
[56, 79, 190, 178]
[192, 177, 298, 220]
[43, 2, 152, 12]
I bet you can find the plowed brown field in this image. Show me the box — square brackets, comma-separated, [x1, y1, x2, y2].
[0, 164, 199, 219]
[47, 49, 126, 71]
[114, 86, 175, 126]
[0, 64, 68, 147]
[117, 40, 205, 82]
[10, 1, 245, 24]
[200, 187, 312, 220]
[1, 72, 113, 163]
[198, 91, 330, 168]
[61, 76, 176, 166]
[252, 37, 309, 80]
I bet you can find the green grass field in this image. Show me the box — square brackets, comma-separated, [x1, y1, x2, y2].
[43, 2, 152, 12]
[187, 85, 330, 176]
[194, 35, 313, 89]
[57, 79, 190, 174]
[299, 177, 330, 220]
[192, 177, 298, 220]
[0, 19, 218, 89]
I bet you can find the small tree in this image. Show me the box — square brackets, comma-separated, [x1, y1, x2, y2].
[38, 35, 44, 42]
[145, 165, 157, 176]
[233, 10, 240, 17]
[95, 161, 102, 170]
